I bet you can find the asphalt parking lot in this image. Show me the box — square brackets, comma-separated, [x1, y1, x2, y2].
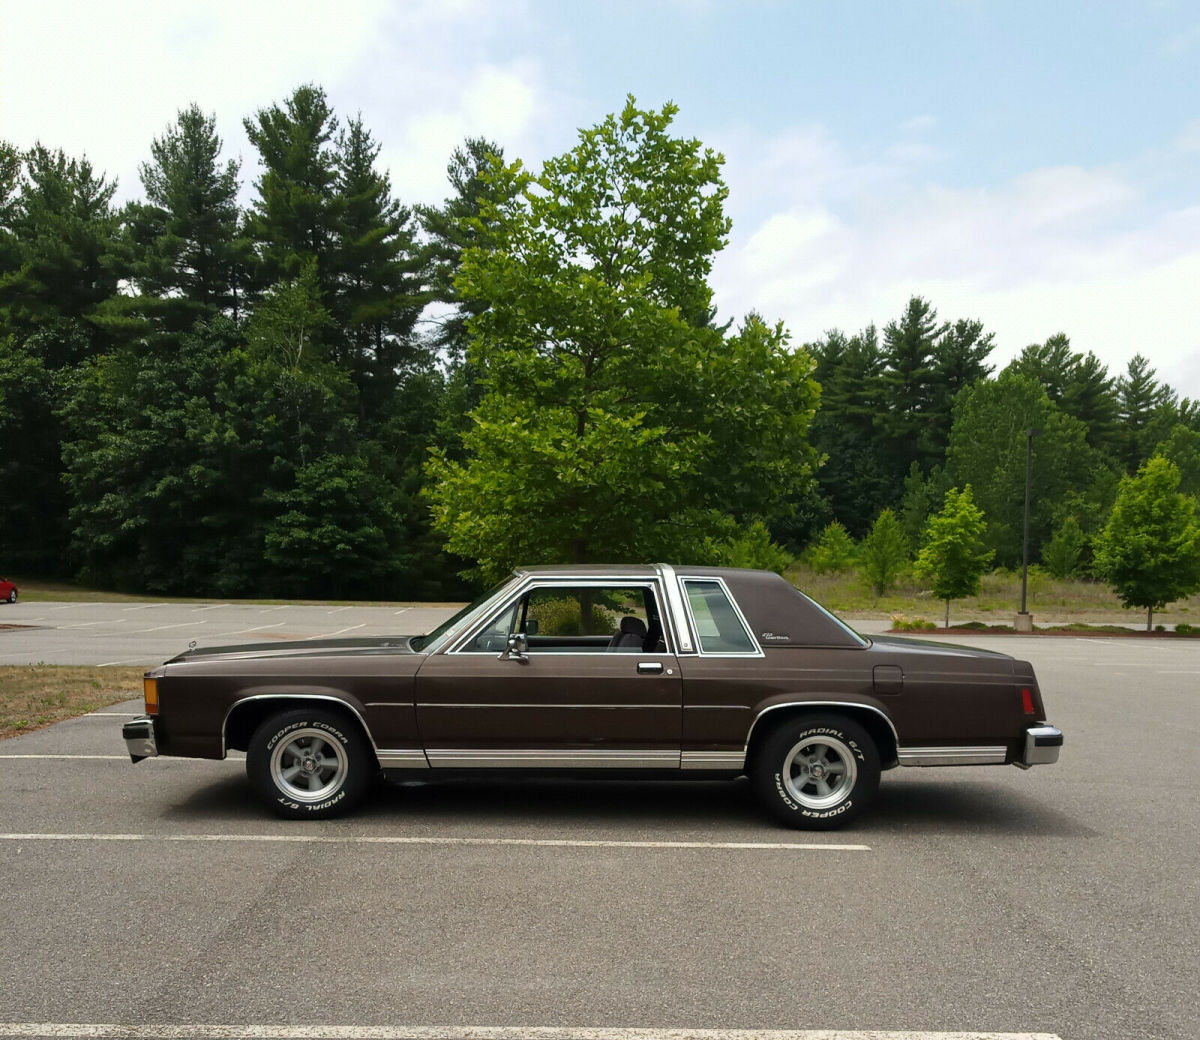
[1, 622, 1197, 1039]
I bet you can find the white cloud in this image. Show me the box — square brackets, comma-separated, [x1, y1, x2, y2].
[713, 124, 1200, 396]
[0, 0, 547, 206]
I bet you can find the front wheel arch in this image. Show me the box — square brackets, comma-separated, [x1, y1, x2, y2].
[246, 707, 375, 819]
[224, 695, 376, 766]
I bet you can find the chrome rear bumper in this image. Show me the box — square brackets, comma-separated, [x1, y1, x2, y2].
[1015, 724, 1063, 768]
[122, 716, 158, 762]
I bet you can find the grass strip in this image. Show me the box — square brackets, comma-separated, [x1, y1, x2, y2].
[0, 666, 145, 741]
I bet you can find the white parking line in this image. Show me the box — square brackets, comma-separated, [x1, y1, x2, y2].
[141, 620, 206, 632]
[305, 624, 366, 639]
[327, 606, 353, 615]
[60, 618, 127, 629]
[224, 623, 286, 635]
[99, 658, 157, 666]
[121, 603, 168, 611]
[0, 833, 870, 851]
[0, 1025, 1062, 1039]
[86, 712, 142, 717]
[393, 607, 411, 615]
[192, 604, 229, 612]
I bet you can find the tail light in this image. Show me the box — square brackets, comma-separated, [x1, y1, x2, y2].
[1021, 687, 1035, 715]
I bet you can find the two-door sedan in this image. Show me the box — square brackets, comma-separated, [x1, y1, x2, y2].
[122, 565, 1062, 828]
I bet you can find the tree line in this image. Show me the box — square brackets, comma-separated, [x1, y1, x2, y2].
[2, 88, 1199, 609]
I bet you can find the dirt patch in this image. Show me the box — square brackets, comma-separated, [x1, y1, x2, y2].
[0, 666, 145, 741]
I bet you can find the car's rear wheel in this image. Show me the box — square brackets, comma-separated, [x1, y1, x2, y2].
[246, 708, 372, 819]
[753, 714, 880, 829]
[6, 589, 15, 603]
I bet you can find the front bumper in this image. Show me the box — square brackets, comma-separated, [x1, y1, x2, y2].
[1015, 724, 1063, 768]
[122, 716, 158, 762]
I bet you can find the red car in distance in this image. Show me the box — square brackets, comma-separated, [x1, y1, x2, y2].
[0, 577, 18, 603]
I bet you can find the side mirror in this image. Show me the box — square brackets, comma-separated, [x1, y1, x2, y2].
[500, 632, 528, 662]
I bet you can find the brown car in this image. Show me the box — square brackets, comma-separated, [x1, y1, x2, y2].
[122, 565, 1062, 828]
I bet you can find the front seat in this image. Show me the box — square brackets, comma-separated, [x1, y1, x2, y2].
[607, 616, 647, 651]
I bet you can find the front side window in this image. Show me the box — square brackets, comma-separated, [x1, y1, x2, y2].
[683, 579, 758, 654]
[464, 584, 668, 654]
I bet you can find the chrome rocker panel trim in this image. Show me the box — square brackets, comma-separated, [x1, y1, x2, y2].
[897, 745, 1008, 766]
[681, 750, 747, 771]
[425, 748, 681, 769]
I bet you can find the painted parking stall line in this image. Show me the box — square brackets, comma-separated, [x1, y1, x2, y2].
[0, 1025, 1063, 1039]
[0, 832, 870, 851]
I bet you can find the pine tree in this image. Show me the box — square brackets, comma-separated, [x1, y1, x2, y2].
[127, 104, 243, 332]
[418, 137, 508, 361]
[243, 85, 340, 301]
[878, 296, 947, 477]
[331, 115, 425, 410]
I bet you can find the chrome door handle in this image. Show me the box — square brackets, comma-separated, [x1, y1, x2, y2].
[637, 662, 664, 674]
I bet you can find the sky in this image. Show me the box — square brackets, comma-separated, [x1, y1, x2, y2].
[2, 0, 1199, 396]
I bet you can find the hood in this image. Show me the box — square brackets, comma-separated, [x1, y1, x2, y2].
[165, 634, 421, 664]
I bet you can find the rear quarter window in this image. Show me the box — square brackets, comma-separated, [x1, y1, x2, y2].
[683, 579, 758, 654]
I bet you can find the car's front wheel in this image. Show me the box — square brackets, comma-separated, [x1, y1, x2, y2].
[246, 708, 373, 819]
[6, 589, 15, 603]
[753, 714, 880, 829]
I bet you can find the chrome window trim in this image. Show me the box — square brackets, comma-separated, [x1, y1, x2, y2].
[425, 748, 681, 769]
[221, 694, 382, 758]
[679, 575, 764, 658]
[743, 701, 900, 757]
[448, 576, 677, 656]
[422, 573, 526, 656]
[898, 746, 1008, 766]
[657, 563, 695, 654]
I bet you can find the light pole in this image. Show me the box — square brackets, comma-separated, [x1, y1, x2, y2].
[1018, 427, 1042, 630]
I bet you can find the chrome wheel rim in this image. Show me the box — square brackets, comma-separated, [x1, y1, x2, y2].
[270, 728, 348, 803]
[782, 735, 857, 809]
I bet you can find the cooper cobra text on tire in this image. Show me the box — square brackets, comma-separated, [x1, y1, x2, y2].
[753, 713, 881, 829]
[246, 708, 373, 819]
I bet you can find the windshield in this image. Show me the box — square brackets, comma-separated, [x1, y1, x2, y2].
[409, 578, 514, 652]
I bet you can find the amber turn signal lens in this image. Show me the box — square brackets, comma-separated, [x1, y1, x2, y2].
[144, 677, 159, 715]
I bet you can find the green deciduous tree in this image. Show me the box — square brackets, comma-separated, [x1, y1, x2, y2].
[426, 99, 819, 581]
[1092, 456, 1200, 630]
[858, 508, 909, 597]
[914, 485, 994, 627]
[1155, 424, 1200, 497]
[946, 371, 1100, 567]
[1041, 515, 1086, 579]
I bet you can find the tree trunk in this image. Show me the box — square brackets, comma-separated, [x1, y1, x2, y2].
[944, 599, 950, 629]
[1147, 606, 1153, 632]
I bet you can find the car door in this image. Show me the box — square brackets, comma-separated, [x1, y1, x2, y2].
[413, 579, 683, 768]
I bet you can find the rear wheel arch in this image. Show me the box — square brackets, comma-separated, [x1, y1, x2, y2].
[745, 702, 899, 776]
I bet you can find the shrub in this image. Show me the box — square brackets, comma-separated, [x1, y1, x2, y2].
[809, 521, 856, 574]
[890, 613, 937, 631]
